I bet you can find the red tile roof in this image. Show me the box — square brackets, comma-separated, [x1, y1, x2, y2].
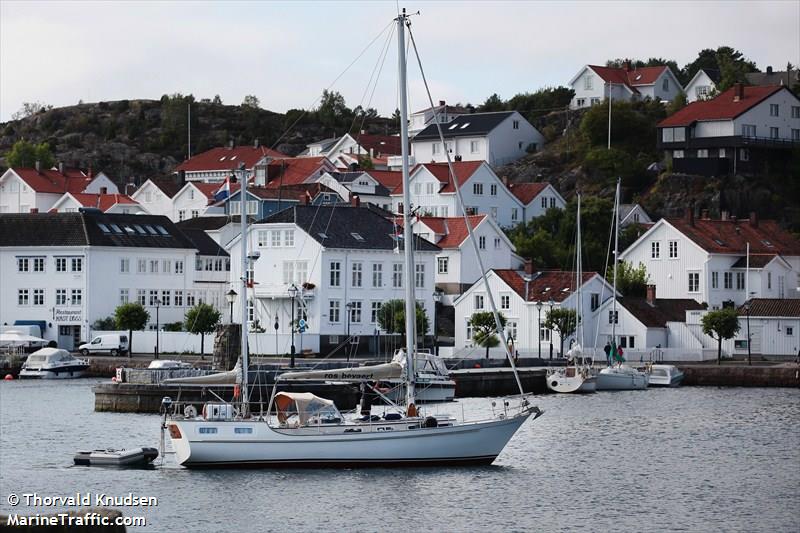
[191, 183, 222, 199]
[507, 182, 548, 205]
[494, 269, 597, 303]
[175, 145, 287, 172]
[393, 161, 483, 195]
[738, 298, 800, 318]
[415, 215, 486, 248]
[11, 168, 95, 194]
[658, 85, 785, 127]
[352, 134, 402, 156]
[247, 183, 334, 202]
[365, 170, 403, 193]
[666, 217, 800, 255]
[66, 193, 138, 212]
[265, 157, 332, 188]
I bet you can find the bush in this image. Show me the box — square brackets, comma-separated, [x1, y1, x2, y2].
[584, 147, 642, 182]
[163, 322, 184, 332]
[92, 316, 116, 330]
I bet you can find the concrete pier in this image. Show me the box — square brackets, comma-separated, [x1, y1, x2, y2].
[450, 368, 548, 396]
[681, 364, 800, 387]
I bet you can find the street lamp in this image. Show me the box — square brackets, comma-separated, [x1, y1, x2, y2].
[155, 298, 161, 360]
[548, 298, 554, 360]
[535, 301, 543, 360]
[288, 284, 299, 368]
[345, 302, 354, 362]
[432, 291, 442, 356]
[744, 302, 752, 366]
[226, 289, 237, 324]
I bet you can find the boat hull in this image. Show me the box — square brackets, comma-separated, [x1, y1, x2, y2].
[546, 370, 596, 394]
[168, 412, 532, 468]
[385, 381, 456, 403]
[596, 367, 649, 390]
[19, 365, 89, 379]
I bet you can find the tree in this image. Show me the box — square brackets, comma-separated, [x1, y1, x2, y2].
[701, 309, 740, 365]
[185, 303, 221, 356]
[6, 139, 55, 168]
[212, 94, 223, 105]
[114, 303, 150, 357]
[544, 307, 577, 358]
[478, 93, 505, 112]
[376, 299, 430, 340]
[92, 316, 116, 331]
[468, 311, 507, 359]
[609, 260, 650, 297]
[317, 90, 351, 128]
[11, 101, 53, 120]
[681, 46, 758, 91]
[666, 91, 687, 116]
[241, 95, 260, 108]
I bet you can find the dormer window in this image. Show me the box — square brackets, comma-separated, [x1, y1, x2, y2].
[351, 232, 364, 241]
[448, 124, 458, 130]
[761, 239, 773, 247]
[460, 123, 470, 129]
[219, 156, 227, 161]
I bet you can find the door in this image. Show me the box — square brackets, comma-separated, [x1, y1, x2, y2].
[749, 326, 762, 354]
[58, 326, 73, 351]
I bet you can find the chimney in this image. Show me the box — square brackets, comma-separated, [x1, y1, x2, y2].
[87, 165, 93, 179]
[351, 194, 361, 208]
[369, 147, 374, 159]
[439, 100, 445, 106]
[501, 176, 509, 186]
[35, 160, 41, 173]
[701, 208, 709, 220]
[721, 210, 729, 221]
[177, 170, 186, 186]
[228, 139, 234, 149]
[360, 129, 365, 135]
[100, 187, 108, 195]
[254, 138, 259, 148]
[30, 207, 39, 213]
[733, 83, 745, 102]
[749, 211, 758, 228]
[523, 258, 534, 276]
[766, 65, 773, 74]
[304, 193, 311, 206]
[58, 161, 64, 175]
[646, 284, 656, 305]
[684, 206, 695, 227]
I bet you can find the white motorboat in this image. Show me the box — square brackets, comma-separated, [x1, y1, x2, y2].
[596, 364, 649, 390]
[163, 11, 541, 468]
[384, 350, 456, 403]
[74, 447, 158, 467]
[547, 364, 597, 393]
[19, 348, 89, 379]
[647, 364, 684, 387]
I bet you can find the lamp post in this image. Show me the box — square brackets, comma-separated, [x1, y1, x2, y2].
[226, 289, 237, 324]
[432, 291, 442, 356]
[536, 300, 543, 360]
[155, 298, 161, 360]
[273, 315, 279, 356]
[745, 302, 752, 366]
[288, 284, 298, 368]
[345, 302, 354, 362]
[548, 298, 554, 360]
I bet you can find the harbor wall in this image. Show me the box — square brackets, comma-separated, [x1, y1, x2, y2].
[681, 365, 800, 387]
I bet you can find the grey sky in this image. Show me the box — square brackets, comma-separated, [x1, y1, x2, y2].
[1, 0, 798, 122]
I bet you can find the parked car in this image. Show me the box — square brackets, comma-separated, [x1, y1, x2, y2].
[78, 334, 129, 357]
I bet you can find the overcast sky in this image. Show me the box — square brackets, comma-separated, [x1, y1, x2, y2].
[1, 0, 798, 122]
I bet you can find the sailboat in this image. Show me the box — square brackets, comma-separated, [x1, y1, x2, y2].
[163, 10, 541, 467]
[546, 194, 597, 393]
[595, 179, 649, 391]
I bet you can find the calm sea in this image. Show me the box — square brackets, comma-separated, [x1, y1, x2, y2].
[1, 379, 798, 532]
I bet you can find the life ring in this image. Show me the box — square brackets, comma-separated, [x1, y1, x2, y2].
[184, 405, 198, 418]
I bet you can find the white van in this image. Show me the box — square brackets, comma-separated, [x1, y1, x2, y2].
[78, 334, 129, 357]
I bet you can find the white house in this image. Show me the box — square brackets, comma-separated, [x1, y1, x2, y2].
[175, 142, 286, 183]
[658, 84, 800, 176]
[226, 203, 439, 355]
[453, 264, 615, 358]
[407, 214, 523, 299]
[409, 100, 467, 137]
[618, 203, 653, 228]
[171, 182, 222, 222]
[506, 182, 566, 222]
[0, 164, 118, 214]
[726, 299, 800, 357]
[316, 133, 401, 168]
[411, 111, 545, 167]
[619, 211, 800, 310]
[316, 171, 393, 211]
[684, 69, 720, 103]
[569, 63, 683, 109]
[0, 212, 227, 350]
[130, 178, 183, 219]
[390, 161, 524, 227]
[49, 193, 144, 214]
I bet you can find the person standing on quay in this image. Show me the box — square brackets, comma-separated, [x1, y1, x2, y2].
[604, 342, 611, 366]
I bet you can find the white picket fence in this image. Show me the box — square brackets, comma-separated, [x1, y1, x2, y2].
[94, 330, 320, 356]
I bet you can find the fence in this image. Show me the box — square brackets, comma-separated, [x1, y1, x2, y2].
[94, 330, 320, 356]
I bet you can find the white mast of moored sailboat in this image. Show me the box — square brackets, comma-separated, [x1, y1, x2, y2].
[239, 162, 250, 415]
[611, 179, 620, 363]
[576, 193, 583, 350]
[396, 10, 416, 412]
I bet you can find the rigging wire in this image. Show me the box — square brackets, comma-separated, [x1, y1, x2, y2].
[348, 24, 396, 139]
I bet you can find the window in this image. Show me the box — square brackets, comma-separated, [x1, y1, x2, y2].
[740, 148, 750, 161]
[668, 240, 678, 258]
[662, 77, 669, 91]
[479, 236, 486, 250]
[71, 289, 82, 305]
[494, 237, 501, 249]
[500, 295, 510, 309]
[283, 261, 307, 285]
[32, 257, 44, 272]
[736, 272, 745, 290]
[712, 271, 719, 289]
[137, 259, 146, 273]
[330, 261, 341, 287]
[178, 210, 186, 222]
[470, 140, 479, 153]
[590, 97, 600, 105]
[541, 197, 548, 209]
[17, 257, 29, 272]
[392, 263, 403, 288]
[371, 263, 383, 287]
[697, 149, 708, 158]
[590, 293, 600, 311]
[787, 326, 794, 336]
[512, 120, 520, 129]
[162, 290, 171, 307]
[284, 230, 295, 247]
[415, 264, 425, 288]
[719, 148, 727, 158]
[426, 183, 435, 195]
[18, 289, 29, 305]
[271, 230, 282, 248]
[770, 104, 779, 117]
[371, 301, 381, 323]
[437, 257, 449, 274]
[550, 198, 555, 208]
[767, 272, 772, 290]
[688, 272, 700, 293]
[474, 294, 484, 309]
[149, 290, 159, 306]
[432, 143, 440, 154]
[55, 257, 67, 272]
[174, 290, 183, 307]
[198, 427, 218, 434]
[350, 301, 362, 323]
[651, 241, 660, 259]
[414, 183, 422, 195]
[724, 271, 733, 289]
[608, 310, 618, 324]
[770, 127, 779, 139]
[30, 288, 43, 306]
[507, 321, 518, 341]
[511, 208, 518, 222]
[329, 300, 341, 323]
[741, 124, 756, 137]
[55, 289, 67, 305]
[540, 328, 551, 341]
[576, 98, 586, 107]
[137, 289, 147, 306]
[150, 260, 159, 273]
[673, 150, 684, 159]
[584, 75, 593, 90]
[186, 291, 195, 307]
[792, 129, 800, 141]
[71, 258, 83, 272]
[473, 183, 483, 195]
[352, 263, 363, 288]
[119, 258, 130, 273]
[490, 184, 497, 196]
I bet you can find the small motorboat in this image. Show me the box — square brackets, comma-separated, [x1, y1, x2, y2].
[19, 348, 89, 379]
[74, 447, 158, 467]
[381, 350, 456, 403]
[596, 364, 649, 391]
[647, 364, 684, 387]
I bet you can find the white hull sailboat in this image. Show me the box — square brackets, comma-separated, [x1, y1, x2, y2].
[163, 10, 540, 468]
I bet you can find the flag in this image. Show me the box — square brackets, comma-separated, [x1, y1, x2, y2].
[214, 175, 231, 201]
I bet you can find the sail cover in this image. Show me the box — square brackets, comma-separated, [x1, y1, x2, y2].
[274, 392, 340, 425]
[278, 361, 403, 382]
[163, 361, 242, 385]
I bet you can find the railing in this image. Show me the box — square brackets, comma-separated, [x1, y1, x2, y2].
[659, 134, 800, 150]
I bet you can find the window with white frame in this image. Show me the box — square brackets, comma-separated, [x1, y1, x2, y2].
[426, 183, 435, 195]
[576, 98, 586, 107]
[186, 291, 195, 307]
[161, 290, 171, 306]
[178, 210, 186, 222]
[257, 230, 269, 247]
[137, 259, 146, 273]
[32, 257, 44, 272]
[479, 236, 486, 249]
[740, 148, 750, 161]
[191, 210, 200, 218]
[392, 263, 403, 288]
[150, 260, 159, 273]
[284, 230, 295, 247]
[792, 106, 800, 119]
[120, 258, 130, 273]
[770, 127, 779, 139]
[500, 294, 510, 309]
[271, 230, 282, 247]
[71, 257, 83, 272]
[507, 320, 518, 341]
[741, 124, 756, 137]
[697, 149, 708, 158]
[56, 289, 67, 305]
[329, 300, 341, 323]
[17, 257, 29, 272]
[662, 77, 669, 91]
[494, 237, 501, 249]
[247, 299, 255, 323]
[350, 301, 362, 323]
[668, 240, 678, 258]
[511, 208, 518, 222]
[724, 271, 733, 289]
[149, 290, 159, 306]
[137, 289, 147, 306]
[770, 104, 779, 117]
[163, 260, 171, 273]
[371, 301, 381, 323]
[651, 241, 660, 259]
[174, 260, 183, 274]
[541, 197, 547, 208]
[32, 288, 44, 306]
[371, 263, 383, 287]
[688, 272, 700, 293]
[437, 257, 448, 274]
[736, 272, 745, 290]
[608, 310, 618, 324]
[352, 262, 363, 288]
[673, 150, 684, 159]
[540, 328, 551, 341]
[470, 140, 479, 153]
[330, 261, 341, 287]
[513, 120, 520, 129]
[415, 263, 425, 288]
[174, 290, 183, 307]
[584, 75, 593, 90]
[490, 184, 497, 196]
[414, 183, 422, 195]
[71, 289, 82, 305]
[590, 293, 599, 311]
[474, 294, 484, 309]
[550, 198, 555, 208]
[55, 257, 67, 272]
[767, 271, 772, 289]
[119, 289, 129, 305]
[18, 289, 28, 305]
[712, 271, 719, 289]
[432, 143, 440, 154]
[473, 183, 483, 195]
[793, 129, 800, 141]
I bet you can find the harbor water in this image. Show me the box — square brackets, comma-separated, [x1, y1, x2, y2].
[1, 379, 798, 532]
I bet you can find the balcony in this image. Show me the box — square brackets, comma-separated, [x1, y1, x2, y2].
[658, 134, 800, 151]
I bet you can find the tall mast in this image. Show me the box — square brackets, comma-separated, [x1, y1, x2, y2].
[611, 179, 620, 347]
[396, 9, 416, 410]
[239, 162, 249, 415]
[576, 193, 582, 349]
